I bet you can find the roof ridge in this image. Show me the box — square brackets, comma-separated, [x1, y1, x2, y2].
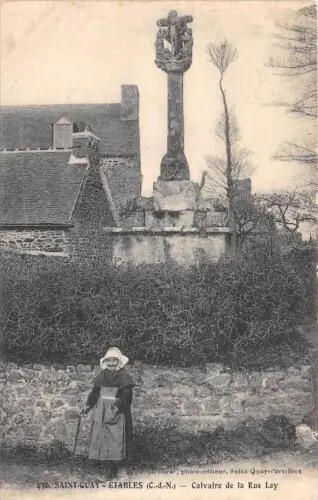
[0, 102, 120, 109]
[0, 148, 72, 153]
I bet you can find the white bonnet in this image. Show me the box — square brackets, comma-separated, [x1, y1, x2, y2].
[100, 347, 129, 370]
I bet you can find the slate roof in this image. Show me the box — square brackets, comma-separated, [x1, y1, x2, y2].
[100, 158, 141, 214]
[0, 151, 88, 226]
[0, 103, 139, 156]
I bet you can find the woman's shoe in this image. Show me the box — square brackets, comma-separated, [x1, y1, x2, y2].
[107, 462, 119, 479]
[116, 467, 129, 481]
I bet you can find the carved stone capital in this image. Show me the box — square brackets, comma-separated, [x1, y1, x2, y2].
[155, 56, 192, 73]
[155, 10, 193, 74]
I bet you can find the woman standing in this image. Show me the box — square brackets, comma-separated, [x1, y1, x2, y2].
[82, 347, 134, 477]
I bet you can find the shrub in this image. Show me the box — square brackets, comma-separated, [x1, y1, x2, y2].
[0, 242, 311, 368]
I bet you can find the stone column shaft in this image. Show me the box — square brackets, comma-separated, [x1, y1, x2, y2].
[167, 72, 185, 157]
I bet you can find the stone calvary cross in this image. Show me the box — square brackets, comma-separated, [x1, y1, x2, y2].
[155, 10, 193, 181]
[102, 11, 231, 268]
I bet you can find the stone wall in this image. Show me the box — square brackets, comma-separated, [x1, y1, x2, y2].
[0, 361, 313, 455]
[0, 229, 69, 255]
[104, 227, 230, 267]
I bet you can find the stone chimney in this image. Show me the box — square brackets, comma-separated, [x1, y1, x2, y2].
[120, 85, 139, 121]
[53, 116, 73, 148]
[72, 125, 100, 159]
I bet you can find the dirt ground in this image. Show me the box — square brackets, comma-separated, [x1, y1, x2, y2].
[1, 445, 318, 500]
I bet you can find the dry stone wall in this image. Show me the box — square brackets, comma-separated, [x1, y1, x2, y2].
[0, 362, 313, 455]
[0, 230, 69, 255]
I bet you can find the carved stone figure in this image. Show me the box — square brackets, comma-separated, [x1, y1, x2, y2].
[155, 29, 165, 58]
[182, 27, 193, 56]
[156, 10, 193, 68]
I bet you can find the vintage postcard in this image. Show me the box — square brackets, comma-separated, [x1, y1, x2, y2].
[0, 1, 317, 499]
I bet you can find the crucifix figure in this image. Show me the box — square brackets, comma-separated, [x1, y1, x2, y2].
[157, 10, 193, 59]
[155, 11, 193, 181]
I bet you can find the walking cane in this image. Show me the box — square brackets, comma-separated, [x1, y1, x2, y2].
[71, 414, 82, 475]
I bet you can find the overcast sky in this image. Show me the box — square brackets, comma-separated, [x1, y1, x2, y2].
[1, 1, 314, 196]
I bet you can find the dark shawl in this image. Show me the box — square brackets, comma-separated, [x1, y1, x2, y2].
[94, 367, 134, 389]
[86, 368, 134, 411]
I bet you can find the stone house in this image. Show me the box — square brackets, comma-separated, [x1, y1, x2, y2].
[0, 85, 141, 259]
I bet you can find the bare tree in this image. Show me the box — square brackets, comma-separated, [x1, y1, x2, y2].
[204, 146, 252, 197]
[269, 5, 317, 168]
[274, 142, 317, 165]
[202, 41, 259, 250]
[207, 41, 238, 201]
[256, 189, 317, 234]
[204, 40, 239, 252]
[232, 195, 275, 247]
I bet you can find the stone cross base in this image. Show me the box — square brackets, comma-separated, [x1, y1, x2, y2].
[103, 226, 231, 267]
[153, 180, 197, 212]
[105, 178, 231, 267]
